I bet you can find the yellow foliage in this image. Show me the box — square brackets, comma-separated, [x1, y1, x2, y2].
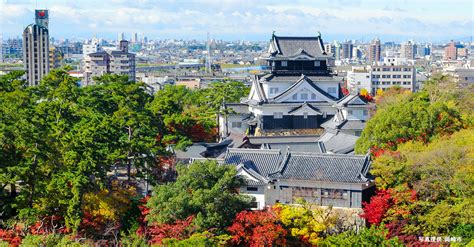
[274, 200, 337, 245]
[360, 88, 370, 97]
[82, 185, 137, 221]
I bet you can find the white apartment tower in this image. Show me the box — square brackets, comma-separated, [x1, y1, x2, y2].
[23, 10, 50, 86]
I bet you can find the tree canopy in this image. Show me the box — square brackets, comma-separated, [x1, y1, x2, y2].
[146, 160, 254, 232]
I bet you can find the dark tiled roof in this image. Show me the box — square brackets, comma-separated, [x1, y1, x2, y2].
[225, 148, 282, 176]
[318, 131, 359, 154]
[110, 50, 135, 56]
[88, 51, 109, 57]
[248, 135, 320, 144]
[338, 120, 366, 130]
[276, 152, 370, 183]
[271, 35, 326, 58]
[225, 146, 371, 184]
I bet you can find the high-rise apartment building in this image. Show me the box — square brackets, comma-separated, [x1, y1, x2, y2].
[341, 41, 353, 60]
[368, 37, 381, 63]
[131, 32, 138, 43]
[82, 38, 101, 57]
[23, 9, 50, 86]
[83, 40, 135, 85]
[400, 41, 415, 59]
[444, 40, 457, 60]
[118, 32, 125, 42]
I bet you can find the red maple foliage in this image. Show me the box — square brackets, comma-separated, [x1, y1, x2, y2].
[29, 215, 70, 235]
[360, 190, 393, 225]
[136, 196, 151, 237]
[148, 216, 196, 244]
[0, 228, 22, 247]
[341, 87, 349, 96]
[228, 210, 287, 247]
[359, 91, 374, 102]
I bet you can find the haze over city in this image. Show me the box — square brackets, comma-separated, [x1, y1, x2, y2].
[1, 0, 473, 42]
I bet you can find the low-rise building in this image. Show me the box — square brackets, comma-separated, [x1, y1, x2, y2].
[347, 64, 416, 95]
[83, 40, 135, 85]
[224, 148, 374, 210]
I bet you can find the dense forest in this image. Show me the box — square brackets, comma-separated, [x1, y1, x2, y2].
[0, 70, 473, 246]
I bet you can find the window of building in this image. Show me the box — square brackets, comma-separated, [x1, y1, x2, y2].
[231, 122, 242, 128]
[292, 94, 298, 100]
[314, 60, 320, 66]
[270, 87, 279, 94]
[355, 130, 362, 136]
[363, 110, 368, 116]
[281, 61, 288, 67]
[347, 110, 353, 115]
[311, 93, 316, 100]
[323, 112, 327, 118]
[273, 112, 283, 119]
[300, 93, 308, 100]
[403, 68, 411, 71]
[303, 112, 308, 119]
[321, 189, 346, 199]
[246, 187, 258, 191]
[382, 67, 390, 71]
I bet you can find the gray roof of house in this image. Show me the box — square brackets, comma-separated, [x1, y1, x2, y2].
[88, 51, 109, 57]
[225, 147, 371, 184]
[336, 94, 369, 107]
[225, 148, 282, 176]
[248, 135, 320, 144]
[275, 152, 370, 183]
[338, 120, 366, 130]
[318, 131, 359, 154]
[110, 50, 135, 56]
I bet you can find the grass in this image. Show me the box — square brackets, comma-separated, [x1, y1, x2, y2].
[219, 63, 255, 69]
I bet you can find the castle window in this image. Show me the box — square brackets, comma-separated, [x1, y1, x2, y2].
[281, 61, 287, 67]
[270, 87, 279, 94]
[303, 112, 308, 119]
[292, 94, 298, 100]
[246, 187, 258, 192]
[314, 61, 320, 66]
[311, 93, 316, 100]
[273, 112, 283, 119]
[300, 93, 308, 100]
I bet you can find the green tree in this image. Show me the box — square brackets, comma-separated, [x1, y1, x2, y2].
[319, 225, 403, 247]
[146, 161, 253, 232]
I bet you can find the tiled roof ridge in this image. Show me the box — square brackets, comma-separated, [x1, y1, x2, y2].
[289, 152, 366, 158]
[227, 147, 281, 154]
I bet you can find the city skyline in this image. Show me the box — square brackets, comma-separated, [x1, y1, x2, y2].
[1, 0, 473, 43]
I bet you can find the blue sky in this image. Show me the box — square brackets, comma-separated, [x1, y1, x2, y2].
[1, 0, 473, 42]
